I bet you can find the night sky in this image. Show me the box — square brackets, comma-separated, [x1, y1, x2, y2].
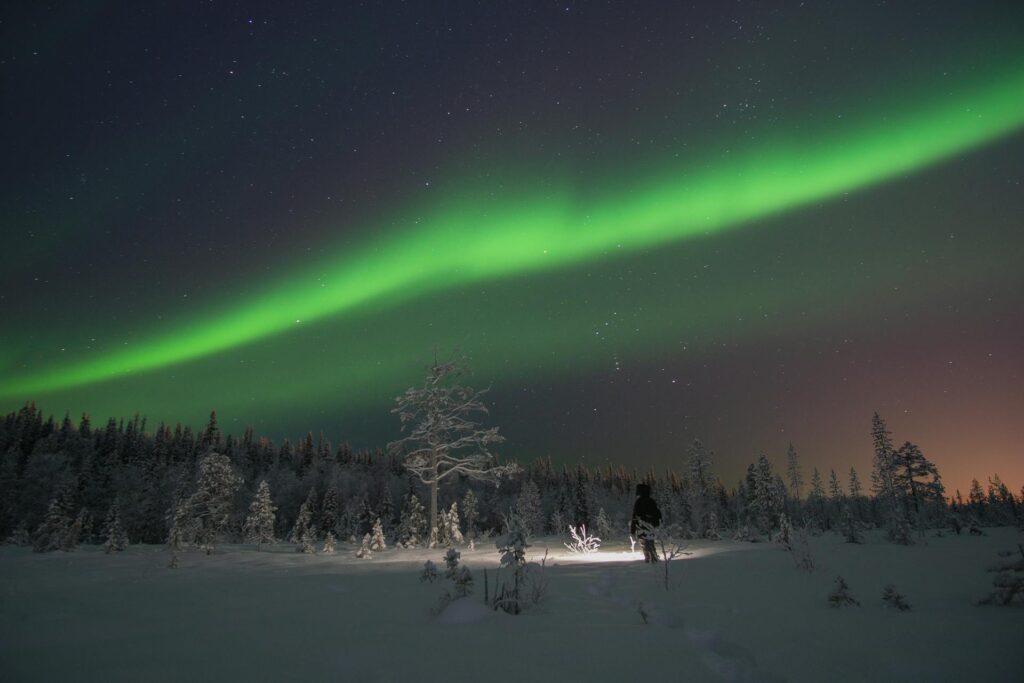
[2, 1, 1022, 494]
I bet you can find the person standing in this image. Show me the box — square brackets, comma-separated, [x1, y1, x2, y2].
[630, 483, 662, 562]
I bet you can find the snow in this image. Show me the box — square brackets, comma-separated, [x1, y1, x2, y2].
[1, 528, 1021, 681]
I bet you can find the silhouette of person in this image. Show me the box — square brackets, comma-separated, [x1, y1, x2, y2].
[630, 483, 662, 562]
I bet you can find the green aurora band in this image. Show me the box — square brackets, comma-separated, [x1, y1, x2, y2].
[5, 65, 1024, 399]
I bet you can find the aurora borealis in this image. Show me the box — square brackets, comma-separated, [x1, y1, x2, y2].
[2, 1, 1022, 492]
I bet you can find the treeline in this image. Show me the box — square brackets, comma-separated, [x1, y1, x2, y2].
[0, 402, 1020, 551]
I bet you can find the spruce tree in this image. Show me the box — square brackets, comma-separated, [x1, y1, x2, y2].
[515, 479, 544, 537]
[785, 443, 803, 503]
[369, 518, 387, 551]
[33, 498, 71, 553]
[243, 480, 277, 551]
[871, 413, 911, 544]
[320, 486, 340, 539]
[191, 453, 242, 554]
[461, 489, 480, 540]
[289, 487, 318, 546]
[398, 492, 427, 547]
[102, 502, 129, 553]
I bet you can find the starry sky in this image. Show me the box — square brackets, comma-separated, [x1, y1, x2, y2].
[2, 1, 1022, 494]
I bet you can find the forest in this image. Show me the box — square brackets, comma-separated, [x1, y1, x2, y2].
[2, 400, 1020, 554]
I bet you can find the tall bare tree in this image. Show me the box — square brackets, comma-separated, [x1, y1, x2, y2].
[388, 357, 516, 546]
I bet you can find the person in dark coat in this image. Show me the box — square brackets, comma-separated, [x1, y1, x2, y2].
[630, 483, 661, 562]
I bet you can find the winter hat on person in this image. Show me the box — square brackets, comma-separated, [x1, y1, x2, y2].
[636, 483, 651, 497]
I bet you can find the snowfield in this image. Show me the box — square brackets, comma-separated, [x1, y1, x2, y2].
[1, 528, 1021, 682]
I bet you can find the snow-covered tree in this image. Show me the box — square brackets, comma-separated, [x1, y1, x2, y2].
[752, 454, 781, 539]
[191, 453, 242, 554]
[461, 489, 480, 540]
[882, 584, 911, 611]
[102, 502, 129, 553]
[289, 487, 318, 547]
[686, 439, 718, 537]
[438, 502, 463, 547]
[871, 413, 911, 544]
[297, 527, 316, 554]
[398, 492, 427, 547]
[593, 507, 614, 540]
[369, 518, 387, 551]
[33, 497, 71, 553]
[320, 486, 340, 540]
[62, 508, 89, 551]
[388, 357, 518, 547]
[243, 480, 277, 551]
[785, 443, 803, 503]
[321, 531, 336, 554]
[514, 479, 544, 537]
[828, 576, 860, 608]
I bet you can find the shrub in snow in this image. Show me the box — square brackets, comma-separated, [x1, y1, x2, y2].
[979, 544, 1024, 606]
[369, 518, 387, 551]
[321, 531, 336, 554]
[297, 527, 316, 554]
[421, 560, 439, 583]
[33, 498, 70, 553]
[493, 515, 530, 614]
[102, 502, 129, 554]
[444, 548, 461, 577]
[564, 524, 601, 553]
[243, 480, 278, 551]
[732, 524, 757, 543]
[791, 529, 815, 573]
[828, 576, 860, 608]
[882, 584, 911, 611]
[355, 533, 373, 559]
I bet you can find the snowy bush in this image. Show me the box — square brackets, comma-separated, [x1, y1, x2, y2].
[355, 534, 373, 559]
[776, 512, 793, 549]
[564, 524, 601, 553]
[791, 528, 815, 573]
[882, 584, 911, 611]
[369, 518, 387, 551]
[321, 531, 336, 554]
[421, 560, 439, 583]
[828, 576, 860, 608]
[979, 545, 1024, 606]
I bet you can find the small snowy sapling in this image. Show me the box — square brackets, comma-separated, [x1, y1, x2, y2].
[979, 544, 1024, 606]
[828, 576, 860, 608]
[321, 531, 336, 554]
[881, 584, 911, 611]
[564, 524, 601, 553]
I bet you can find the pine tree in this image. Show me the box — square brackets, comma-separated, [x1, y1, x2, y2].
[320, 486, 340, 539]
[102, 502, 129, 553]
[515, 479, 544, 537]
[687, 439, 717, 537]
[33, 497, 71, 553]
[440, 502, 463, 547]
[289, 487, 318, 546]
[752, 454, 781, 539]
[62, 508, 89, 551]
[892, 441, 939, 530]
[785, 443, 803, 503]
[828, 576, 860, 608]
[398, 492, 427, 547]
[369, 518, 387, 551]
[321, 531, 336, 554]
[461, 489, 480, 540]
[191, 453, 242, 554]
[243, 480, 277, 551]
[828, 469, 843, 500]
[594, 507, 614, 539]
[388, 357, 515, 547]
[166, 497, 193, 554]
[871, 413, 911, 544]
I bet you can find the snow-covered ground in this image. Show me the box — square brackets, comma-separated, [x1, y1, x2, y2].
[1, 528, 1021, 682]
